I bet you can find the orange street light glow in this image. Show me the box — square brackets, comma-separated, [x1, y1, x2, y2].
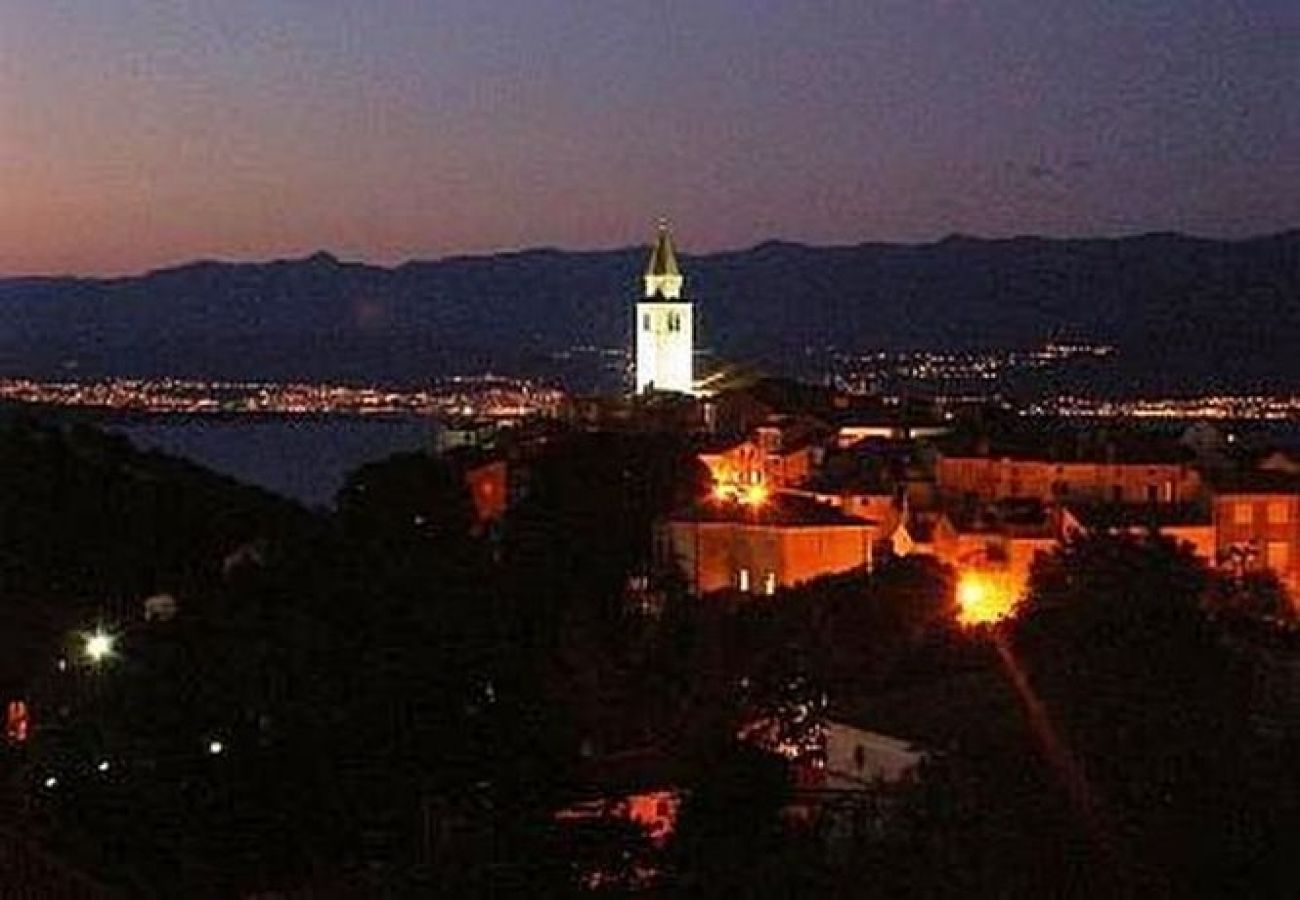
[709, 482, 769, 507]
[956, 571, 1018, 626]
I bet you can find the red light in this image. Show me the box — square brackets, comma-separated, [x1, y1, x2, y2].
[5, 700, 30, 744]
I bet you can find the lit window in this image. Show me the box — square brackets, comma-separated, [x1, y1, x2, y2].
[1233, 503, 1254, 526]
[1267, 502, 1289, 525]
[762, 572, 776, 595]
[737, 568, 751, 592]
[1265, 541, 1290, 571]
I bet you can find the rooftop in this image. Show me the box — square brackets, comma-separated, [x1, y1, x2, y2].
[938, 422, 1193, 465]
[645, 224, 681, 279]
[1210, 469, 1300, 495]
[671, 492, 874, 527]
[949, 498, 1055, 536]
[1065, 502, 1211, 529]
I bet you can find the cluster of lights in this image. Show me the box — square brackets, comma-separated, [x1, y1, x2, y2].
[1024, 394, 1300, 421]
[0, 375, 565, 419]
[40, 739, 225, 793]
[29, 624, 230, 796]
[827, 341, 1116, 394]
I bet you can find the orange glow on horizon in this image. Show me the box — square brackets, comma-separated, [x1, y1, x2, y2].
[956, 570, 1019, 626]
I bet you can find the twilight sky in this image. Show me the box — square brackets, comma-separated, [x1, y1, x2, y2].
[2, 0, 1297, 275]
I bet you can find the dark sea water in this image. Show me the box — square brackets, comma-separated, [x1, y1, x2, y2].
[111, 416, 438, 508]
[79, 413, 1300, 511]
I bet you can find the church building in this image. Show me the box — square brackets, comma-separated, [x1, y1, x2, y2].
[635, 224, 695, 395]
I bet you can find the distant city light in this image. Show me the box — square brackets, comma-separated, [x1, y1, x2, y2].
[207, 739, 225, 756]
[0, 375, 565, 419]
[43, 776, 58, 789]
[84, 630, 115, 663]
[97, 760, 111, 773]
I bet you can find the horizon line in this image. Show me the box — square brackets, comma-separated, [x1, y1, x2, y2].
[4, 225, 1297, 283]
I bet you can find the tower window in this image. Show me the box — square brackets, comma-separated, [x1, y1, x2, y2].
[667, 311, 681, 332]
[642, 313, 651, 331]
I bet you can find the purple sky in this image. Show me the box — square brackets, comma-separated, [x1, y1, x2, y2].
[2, 0, 1297, 275]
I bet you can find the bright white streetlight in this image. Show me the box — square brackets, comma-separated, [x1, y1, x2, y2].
[207, 739, 225, 756]
[84, 630, 115, 663]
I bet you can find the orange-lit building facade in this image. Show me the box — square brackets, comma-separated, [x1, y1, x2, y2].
[1213, 479, 1300, 606]
[698, 422, 823, 495]
[936, 456, 1203, 506]
[889, 504, 1057, 611]
[698, 438, 765, 489]
[1059, 504, 1217, 564]
[662, 501, 876, 595]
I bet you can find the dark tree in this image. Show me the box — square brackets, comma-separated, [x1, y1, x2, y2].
[335, 450, 475, 549]
[1013, 532, 1299, 894]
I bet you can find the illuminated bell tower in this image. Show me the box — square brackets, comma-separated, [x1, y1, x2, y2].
[635, 223, 694, 395]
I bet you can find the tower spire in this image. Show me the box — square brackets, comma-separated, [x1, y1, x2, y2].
[644, 221, 683, 299]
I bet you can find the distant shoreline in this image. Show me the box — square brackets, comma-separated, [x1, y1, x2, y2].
[0, 401, 434, 427]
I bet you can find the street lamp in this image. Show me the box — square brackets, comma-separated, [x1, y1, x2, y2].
[955, 570, 1017, 626]
[83, 630, 115, 664]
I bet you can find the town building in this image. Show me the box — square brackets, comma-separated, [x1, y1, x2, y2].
[1061, 502, 1216, 563]
[1212, 471, 1300, 601]
[935, 428, 1203, 506]
[820, 721, 925, 789]
[660, 494, 877, 595]
[698, 415, 828, 498]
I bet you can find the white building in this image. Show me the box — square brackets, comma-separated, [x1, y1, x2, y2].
[635, 224, 694, 395]
[823, 722, 924, 789]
